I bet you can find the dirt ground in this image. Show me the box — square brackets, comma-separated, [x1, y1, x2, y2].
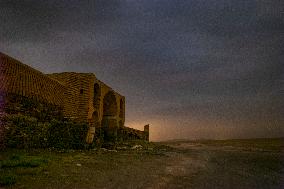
[0, 138, 283, 189]
[151, 140, 283, 189]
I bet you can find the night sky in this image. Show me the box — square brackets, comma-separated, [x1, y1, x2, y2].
[0, 0, 283, 141]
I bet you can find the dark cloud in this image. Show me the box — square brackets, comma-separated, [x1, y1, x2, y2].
[0, 0, 283, 140]
[0, 0, 122, 42]
[0, 0, 60, 42]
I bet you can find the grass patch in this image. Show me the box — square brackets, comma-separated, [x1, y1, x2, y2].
[0, 144, 169, 188]
[0, 139, 282, 188]
[0, 153, 49, 187]
[0, 174, 17, 186]
[0, 154, 48, 168]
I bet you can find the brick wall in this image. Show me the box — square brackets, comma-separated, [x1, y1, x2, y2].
[47, 73, 95, 121]
[0, 52, 148, 144]
[0, 53, 65, 107]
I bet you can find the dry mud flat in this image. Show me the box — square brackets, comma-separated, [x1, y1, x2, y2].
[0, 138, 283, 189]
[152, 139, 284, 189]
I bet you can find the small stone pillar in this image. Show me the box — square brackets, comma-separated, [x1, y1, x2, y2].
[144, 124, 149, 141]
[86, 126, 96, 144]
[102, 116, 118, 143]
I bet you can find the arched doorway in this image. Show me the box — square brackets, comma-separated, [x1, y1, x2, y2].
[117, 120, 123, 141]
[91, 111, 99, 128]
[102, 91, 118, 142]
[93, 83, 100, 109]
[119, 99, 124, 118]
[103, 91, 117, 116]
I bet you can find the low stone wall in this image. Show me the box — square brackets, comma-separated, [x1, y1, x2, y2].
[118, 125, 149, 141]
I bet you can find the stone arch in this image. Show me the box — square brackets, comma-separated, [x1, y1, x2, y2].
[103, 91, 117, 117]
[93, 83, 101, 109]
[117, 120, 124, 141]
[119, 120, 123, 127]
[91, 111, 99, 128]
[102, 91, 118, 142]
[119, 99, 124, 118]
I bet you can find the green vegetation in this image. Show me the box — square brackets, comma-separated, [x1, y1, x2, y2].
[0, 175, 17, 186]
[0, 138, 282, 188]
[0, 154, 48, 168]
[2, 114, 89, 149]
[0, 153, 48, 187]
[5, 94, 64, 122]
[0, 143, 168, 188]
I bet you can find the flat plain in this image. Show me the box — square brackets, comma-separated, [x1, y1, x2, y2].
[0, 138, 283, 189]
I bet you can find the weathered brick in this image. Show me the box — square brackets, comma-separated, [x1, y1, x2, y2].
[0, 52, 149, 145]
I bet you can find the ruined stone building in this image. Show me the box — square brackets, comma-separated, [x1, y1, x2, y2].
[0, 52, 149, 144]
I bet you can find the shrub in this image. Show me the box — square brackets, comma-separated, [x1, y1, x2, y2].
[2, 114, 88, 149]
[3, 115, 43, 148]
[47, 119, 88, 149]
[0, 174, 16, 186]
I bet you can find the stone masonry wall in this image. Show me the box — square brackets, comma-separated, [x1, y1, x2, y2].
[0, 52, 149, 145]
[0, 53, 66, 107]
[47, 73, 95, 121]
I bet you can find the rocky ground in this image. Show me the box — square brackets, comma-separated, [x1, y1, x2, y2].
[0, 138, 283, 189]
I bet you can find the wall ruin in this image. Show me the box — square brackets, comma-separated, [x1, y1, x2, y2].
[0, 52, 149, 145]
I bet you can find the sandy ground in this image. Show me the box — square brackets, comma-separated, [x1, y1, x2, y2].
[146, 141, 283, 189]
